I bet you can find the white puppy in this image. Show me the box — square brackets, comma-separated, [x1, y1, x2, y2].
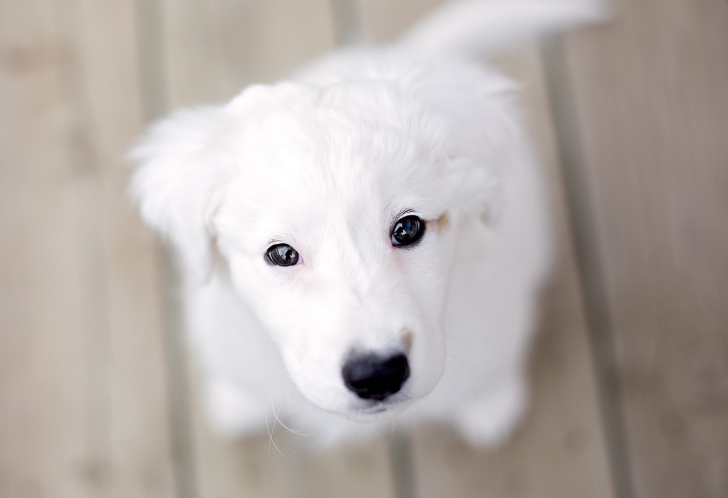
[128, 2, 593, 446]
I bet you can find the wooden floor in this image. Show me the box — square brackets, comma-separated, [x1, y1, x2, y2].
[1, 0, 726, 497]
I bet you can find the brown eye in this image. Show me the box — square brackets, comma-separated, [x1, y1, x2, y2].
[266, 244, 300, 266]
[391, 215, 425, 247]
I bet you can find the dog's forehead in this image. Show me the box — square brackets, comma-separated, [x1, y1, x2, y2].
[214, 81, 453, 253]
[231, 90, 443, 204]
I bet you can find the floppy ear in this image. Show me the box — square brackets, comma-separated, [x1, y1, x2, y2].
[129, 106, 233, 284]
[403, 53, 520, 225]
[129, 83, 304, 284]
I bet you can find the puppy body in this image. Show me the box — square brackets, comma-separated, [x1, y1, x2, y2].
[132, 47, 552, 446]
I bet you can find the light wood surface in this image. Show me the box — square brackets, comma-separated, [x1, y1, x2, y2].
[355, 0, 446, 43]
[158, 0, 337, 107]
[0, 0, 176, 497]
[557, 0, 728, 496]
[0, 3, 92, 493]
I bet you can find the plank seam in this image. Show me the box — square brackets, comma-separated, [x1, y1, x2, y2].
[132, 0, 198, 496]
[540, 35, 636, 498]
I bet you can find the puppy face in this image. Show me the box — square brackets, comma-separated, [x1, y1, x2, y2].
[131, 61, 515, 420]
[212, 82, 458, 416]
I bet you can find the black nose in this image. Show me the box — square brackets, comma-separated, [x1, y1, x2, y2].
[342, 353, 410, 401]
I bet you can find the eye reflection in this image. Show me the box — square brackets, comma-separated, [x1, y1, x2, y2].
[266, 244, 300, 266]
[391, 215, 425, 247]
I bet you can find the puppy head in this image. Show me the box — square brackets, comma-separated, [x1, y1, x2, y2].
[131, 62, 516, 419]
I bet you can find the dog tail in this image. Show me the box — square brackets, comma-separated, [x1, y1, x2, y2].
[397, 0, 609, 55]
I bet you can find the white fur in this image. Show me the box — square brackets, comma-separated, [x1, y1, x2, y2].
[128, 2, 574, 446]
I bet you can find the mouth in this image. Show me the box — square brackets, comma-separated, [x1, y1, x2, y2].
[355, 405, 390, 415]
[344, 395, 411, 420]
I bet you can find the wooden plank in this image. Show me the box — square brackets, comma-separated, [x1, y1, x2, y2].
[51, 0, 180, 495]
[0, 0, 177, 496]
[151, 1, 398, 497]
[404, 45, 617, 498]
[0, 1, 101, 496]
[292, 435, 397, 498]
[354, 0, 446, 44]
[159, 0, 337, 106]
[558, 0, 728, 496]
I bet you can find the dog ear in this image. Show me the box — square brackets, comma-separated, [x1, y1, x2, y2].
[406, 55, 521, 225]
[443, 74, 520, 227]
[129, 84, 305, 284]
[129, 105, 233, 284]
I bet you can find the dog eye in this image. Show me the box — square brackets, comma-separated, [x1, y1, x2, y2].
[266, 244, 300, 266]
[391, 215, 425, 247]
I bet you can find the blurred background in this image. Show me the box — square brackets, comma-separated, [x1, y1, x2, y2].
[1, 0, 727, 497]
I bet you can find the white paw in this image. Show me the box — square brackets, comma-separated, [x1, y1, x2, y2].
[454, 375, 529, 447]
[205, 378, 268, 438]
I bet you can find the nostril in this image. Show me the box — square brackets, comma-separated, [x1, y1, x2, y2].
[342, 353, 410, 401]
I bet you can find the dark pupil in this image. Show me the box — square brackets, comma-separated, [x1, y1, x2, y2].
[392, 216, 422, 245]
[270, 245, 298, 266]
